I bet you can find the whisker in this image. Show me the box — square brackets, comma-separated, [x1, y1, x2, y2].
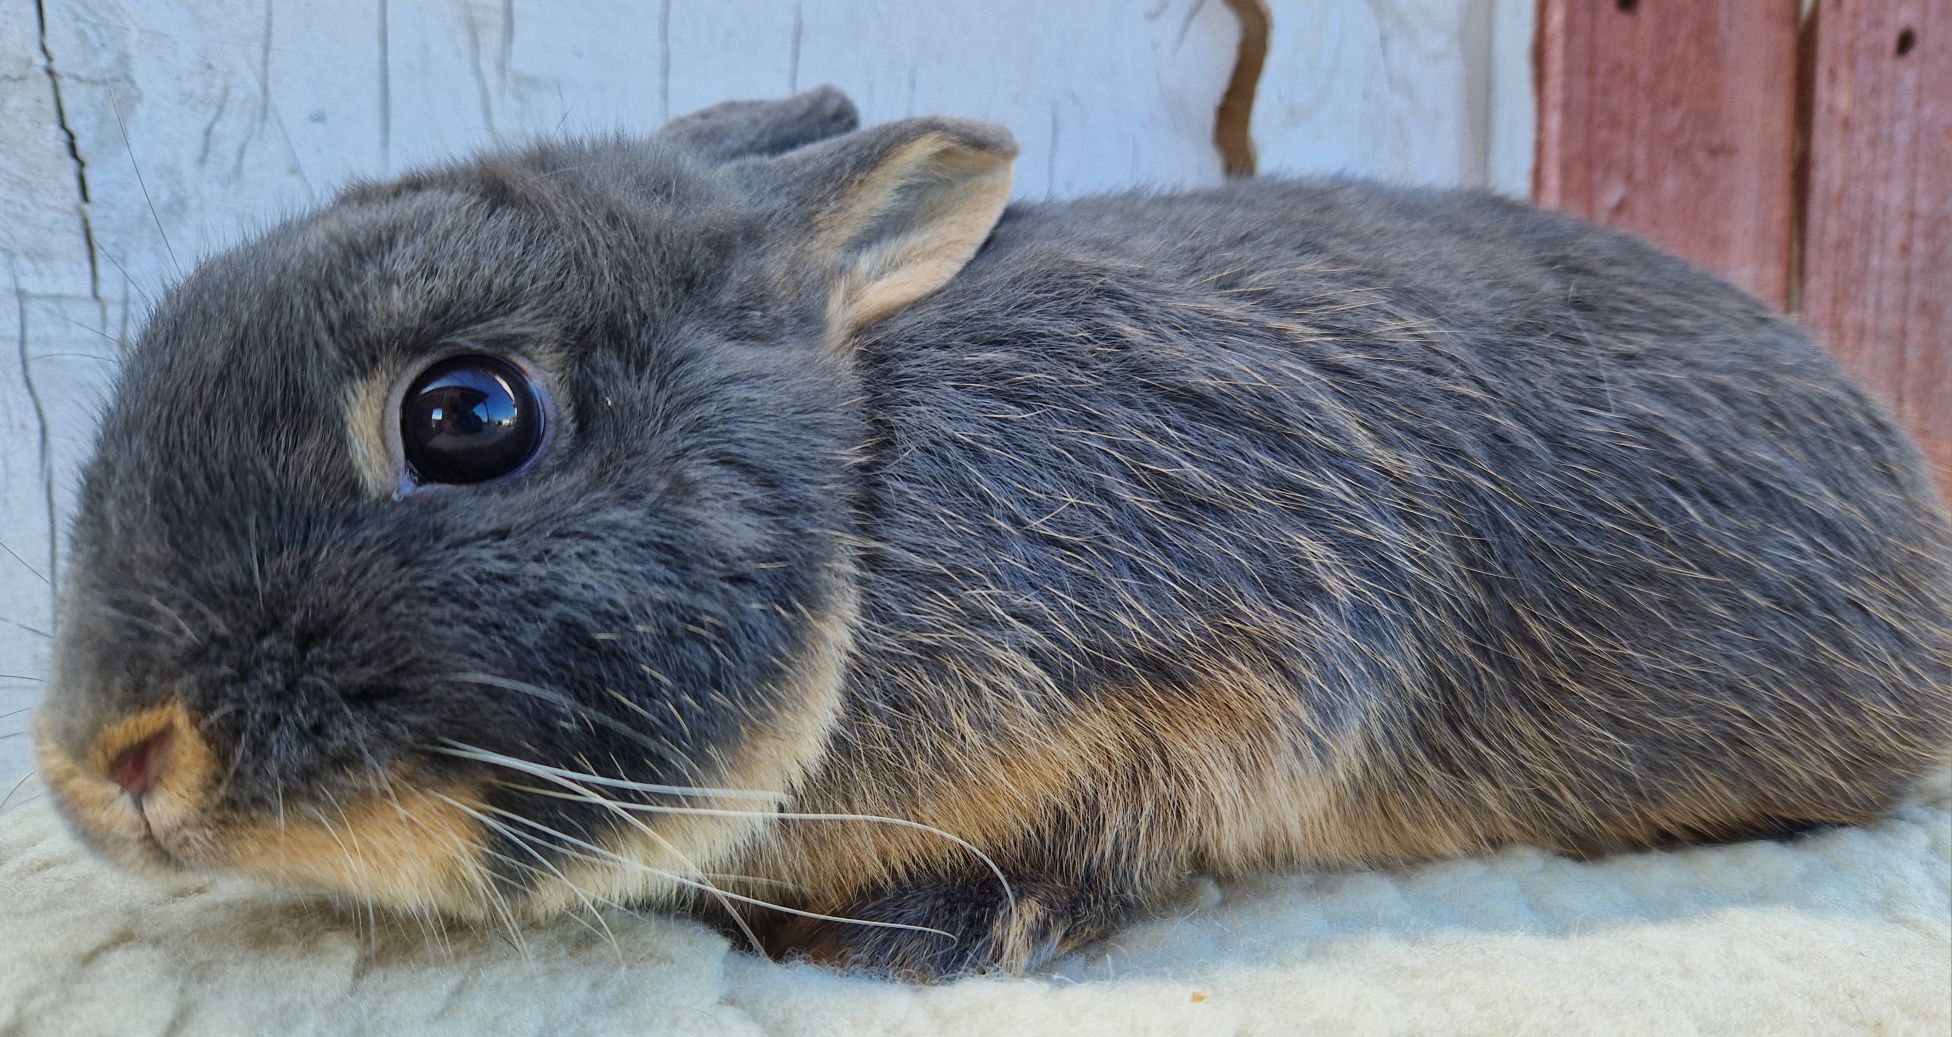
[455, 744, 1015, 910]
[53, 311, 126, 347]
[365, 782, 462, 956]
[364, 775, 462, 957]
[423, 793, 625, 961]
[141, 595, 200, 644]
[0, 617, 53, 640]
[314, 797, 381, 952]
[0, 770, 37, 815]
[478, 801, 955, 942]
[436, 743, 785, 803]
[692, 872, 807, 892]
[94, 246, 157, 313]
[111, 99, 181, 276]
[30, 352, 119, 363]
[401, 797, 540, 956]
[78, 600, 181, 642]
[469, 770, 768, 956]
[479, 841, 604, 921]
[473, 759, 1015, 915]
[435, 674, 699, 770]
[0, 542, 50, 587]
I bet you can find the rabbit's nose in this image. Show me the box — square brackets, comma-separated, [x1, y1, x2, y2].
[109, 727, 176, 799]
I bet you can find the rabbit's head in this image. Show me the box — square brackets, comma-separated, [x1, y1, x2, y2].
[34, 88, 1017, 917]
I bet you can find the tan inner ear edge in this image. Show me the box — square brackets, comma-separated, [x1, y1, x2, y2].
[822, 140, 1015, 349]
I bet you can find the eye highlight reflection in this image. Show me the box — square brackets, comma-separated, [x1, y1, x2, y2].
[399, 354, 547, 485]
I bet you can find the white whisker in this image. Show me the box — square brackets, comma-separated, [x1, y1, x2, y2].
[424, 791, 625, 961]
[437, 674, 700, 766]
[479, 764, 1016, 915]
[0, 771, 37, 815]
[0, 542, 49, 587]
[479, 802, 956, 943]
[435, 743, 786, 803]
[471, 772, 768, 956]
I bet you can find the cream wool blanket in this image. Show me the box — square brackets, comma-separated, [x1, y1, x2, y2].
[1, 775, 1947, 1036]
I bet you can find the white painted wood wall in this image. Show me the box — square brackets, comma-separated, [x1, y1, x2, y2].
[0, 0, 1535, 776]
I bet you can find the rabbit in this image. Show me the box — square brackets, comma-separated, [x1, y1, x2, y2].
[32, 86, 1952, 981]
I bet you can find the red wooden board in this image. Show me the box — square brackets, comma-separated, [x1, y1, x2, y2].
[1535, 0, 1801, 308]
[1802, 0, 1951, 488]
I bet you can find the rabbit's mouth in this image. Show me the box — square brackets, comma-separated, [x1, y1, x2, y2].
[34, 702, 211, 873]
[30, 579, 862, 926]
[33, 702, 496, 915]
[27, 689, 837, 927]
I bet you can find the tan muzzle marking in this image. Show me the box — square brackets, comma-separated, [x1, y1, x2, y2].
[37, 701, 491, 915]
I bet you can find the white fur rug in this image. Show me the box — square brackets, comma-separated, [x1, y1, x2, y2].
[2, 773, 1947, 1036]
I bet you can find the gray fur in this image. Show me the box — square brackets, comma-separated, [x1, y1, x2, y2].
[35, 89, 1952, 980]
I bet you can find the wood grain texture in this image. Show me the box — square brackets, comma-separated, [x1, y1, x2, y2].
[1534, 0, 1801, 307]
[1254, 0, 1534, 195]
[1801, 0, 1950, 488]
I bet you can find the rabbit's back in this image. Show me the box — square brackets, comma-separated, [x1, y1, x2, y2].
[833, 176, 1952, 862]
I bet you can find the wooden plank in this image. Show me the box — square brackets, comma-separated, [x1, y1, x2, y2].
[1254, 0, 1515, 191]
[1802, 0, 1951, 488]
[1534, 0, 1800, 307]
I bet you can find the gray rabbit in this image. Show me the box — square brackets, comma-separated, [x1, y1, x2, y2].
[33, 87, 1952, 979]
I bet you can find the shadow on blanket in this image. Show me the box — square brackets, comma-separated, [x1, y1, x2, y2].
[2, 772, 1946, 1036]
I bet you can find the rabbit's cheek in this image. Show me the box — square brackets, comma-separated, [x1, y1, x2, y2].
[211, 783, 492, 915]
[516, 588, 857, 916]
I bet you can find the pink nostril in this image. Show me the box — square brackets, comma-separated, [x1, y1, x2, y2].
[110, 729, 175, 798]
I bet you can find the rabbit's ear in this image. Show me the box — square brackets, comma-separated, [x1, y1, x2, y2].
[657, 86, 861, 163]
[754, 117, 1017, 343]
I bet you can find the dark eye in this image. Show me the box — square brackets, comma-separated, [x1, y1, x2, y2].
[400, 354, 546, 485]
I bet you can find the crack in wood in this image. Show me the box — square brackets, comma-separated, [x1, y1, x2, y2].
[25, 0, 104, 596]
[10, 270, 57, 597]
[32, 0, 102, 310]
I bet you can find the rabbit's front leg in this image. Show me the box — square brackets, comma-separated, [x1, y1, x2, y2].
[759, 869, 1147, 980]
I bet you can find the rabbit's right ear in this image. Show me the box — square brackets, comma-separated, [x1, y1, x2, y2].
[749, 116, 1018, 347]
[657, 86, 861, 163]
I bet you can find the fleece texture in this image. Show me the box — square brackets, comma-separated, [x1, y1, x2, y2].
[1, 774, 1947, 1037]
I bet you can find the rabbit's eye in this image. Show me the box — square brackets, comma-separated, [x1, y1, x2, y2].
[399, 355, 546, 485]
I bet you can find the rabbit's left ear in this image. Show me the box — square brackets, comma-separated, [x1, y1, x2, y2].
[750, 117, 1017, 344]
[657, 86, 861, 163]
